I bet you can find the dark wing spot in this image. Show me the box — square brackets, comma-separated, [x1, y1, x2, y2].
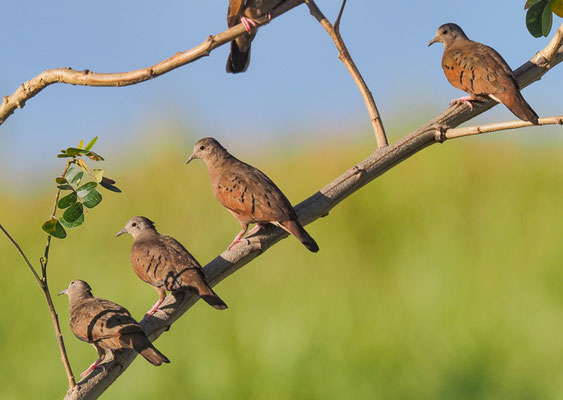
[241, 192, 245, 203]
[251, 194, 256, 216]
[459, 70, 464, 85]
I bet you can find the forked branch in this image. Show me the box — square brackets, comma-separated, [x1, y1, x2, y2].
[304, 0, 388, 148]
[63, 22, 563, 400]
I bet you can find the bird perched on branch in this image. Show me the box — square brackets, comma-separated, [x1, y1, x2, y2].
[429, 23, 539, 123]
[116, 216, 227, 316]
[186, 137, 319, 252]
[226, 0, 283, 73]
[59, 280, 169, 379]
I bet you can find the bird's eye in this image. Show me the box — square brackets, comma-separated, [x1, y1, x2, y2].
[442, 29, 448, 34]
[131, 222, 137, 227]
[199, 145, 205, 150]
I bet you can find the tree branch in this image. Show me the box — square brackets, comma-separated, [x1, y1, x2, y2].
[63, 24, 563, 400]
[304, 0, 388, 148]
[0, 0, 305, 127]
[446, 115, 563, 139]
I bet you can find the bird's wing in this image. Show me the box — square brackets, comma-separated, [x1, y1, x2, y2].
[228, 0, 247, 27]
[214, 159, 297, 223]
[70, 299, 141, 342]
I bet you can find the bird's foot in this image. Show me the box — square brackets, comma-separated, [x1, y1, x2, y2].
[80, 358, 103, 379]
[145, 298, 165, 317]
[267, 12, 272, 21]
[240, 16, 258, 32]
[227, 227, 248, 250]
[450, 95, 475, 110]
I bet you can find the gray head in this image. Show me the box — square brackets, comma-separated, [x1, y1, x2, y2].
[428, 23, 469, 47]
[186, 137, 229, 164]
[116, 216, 157, 239]
[58, 279, 93, 298]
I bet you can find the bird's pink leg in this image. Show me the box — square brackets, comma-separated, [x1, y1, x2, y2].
[145, 298, 164, 317]
[450, 95, 475, 110]
[227, 225, 248, 250]
[81, 358, 103, 379]
[240, 16, 258, 32]
[247, 223, 265, 236]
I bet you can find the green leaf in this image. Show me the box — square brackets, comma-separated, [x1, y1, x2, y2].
[62, 202, 83, 223]
[57, 192, 78, 209]
[525, 0, 544, 9]
[64, 147, 89, 157]
[41, 218, 67, 239]
[84, 136, 98, 151]
[55, 177, 67, 185]
[57, 184, 74, 191]
[77, 139, 84, 149]
[541, 2, 553, 36]
[57, 153, 74, 158]
[77, 182, 98, 198]
[552, 0, 563, 17]
[92, 168, 104, 182]
[64, 166, 83, 185]
[100, 177, 122, 193]
[85, 151, 104, 161]
[82, 189, 103, 208]
[526, 0, 548, 37]
[60, 212, 85, 228]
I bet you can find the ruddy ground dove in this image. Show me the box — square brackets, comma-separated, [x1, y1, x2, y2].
[186, 137, 319, 253]
[226, 0, 283, 73]
[429, 23, 539, 123]
[116, 216, 227, 316]
[59, 280, 170, 379]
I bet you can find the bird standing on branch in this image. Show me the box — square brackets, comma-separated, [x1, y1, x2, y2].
[186, 137, 319, 253]
[226, 0, 283, 73]
[59, 280, 170, 379]
[429, 23, 539, 123]
[116, 216, 228, 316]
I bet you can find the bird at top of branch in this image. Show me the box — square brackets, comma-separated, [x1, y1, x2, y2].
[429, 23, 539, 124]
[226, 0, 284, 73]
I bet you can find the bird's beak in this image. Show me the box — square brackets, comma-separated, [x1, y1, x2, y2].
[116, 228, 126, 237]
[186, 153, 196, 165]
[58, 289, 67, 296]
[428, 36, 439, 47]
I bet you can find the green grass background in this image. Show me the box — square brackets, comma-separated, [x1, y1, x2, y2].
[1, 128, 562, 399]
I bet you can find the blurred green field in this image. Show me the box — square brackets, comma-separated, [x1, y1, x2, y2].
[1, 129, 562, 399]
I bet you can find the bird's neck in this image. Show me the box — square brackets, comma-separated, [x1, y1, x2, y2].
[68, 292, 93, 312]
[204, 151, 235, 170]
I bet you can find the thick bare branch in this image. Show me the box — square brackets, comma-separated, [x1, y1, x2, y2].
[63, 25, 562, 400]
[304, 0, 388, 148]
[0, 0, 304, 127]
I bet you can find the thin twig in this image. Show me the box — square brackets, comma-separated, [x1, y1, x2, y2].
[304, 0, 387, 148]
[0, 223, 42, 283]
[445, 115, 563, 139]
[0, 0, 304, 127]
[63, 25, 563, 400]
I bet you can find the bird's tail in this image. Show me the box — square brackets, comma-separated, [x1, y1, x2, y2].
[198, 286, 228, 310]
[498, 90, 539, 124]
[226, 40, 251, 74]
[278, 220, 319, 253]
[121, 333, 170, 366]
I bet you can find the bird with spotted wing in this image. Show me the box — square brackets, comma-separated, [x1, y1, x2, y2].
[116, 216, 227, 316]
[227, 0, 283, 73]
[429, 23, 538, 123]
[186, 137, 319, 253]
[59, 280, 169, 379]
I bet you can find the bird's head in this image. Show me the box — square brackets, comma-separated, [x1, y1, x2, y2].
[58, 279, 92, 297]
[428, 23, 468, 47]
[116, 216, 157, 239]
[186, 137, 228, 164]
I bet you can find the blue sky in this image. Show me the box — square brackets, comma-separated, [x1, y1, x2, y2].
[0, 1, 561, 184]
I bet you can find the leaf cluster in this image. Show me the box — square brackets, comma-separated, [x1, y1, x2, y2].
[525, 0, 563, 37]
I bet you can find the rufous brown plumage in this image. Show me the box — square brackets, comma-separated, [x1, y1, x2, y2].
[116, 216, 227, 316]
[226, 0, 283, 73]
[186, 137, 319, 253]
[59, 280, 169, 379]
[429, 23, 538, 123]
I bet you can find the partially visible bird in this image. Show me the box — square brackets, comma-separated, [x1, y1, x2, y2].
[429, 23, 538, 123]
[186, 137, 319, 253]
[226, 0, 283, 73]
[116, 216, 227, 316]
[59, 280, 169, 379]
